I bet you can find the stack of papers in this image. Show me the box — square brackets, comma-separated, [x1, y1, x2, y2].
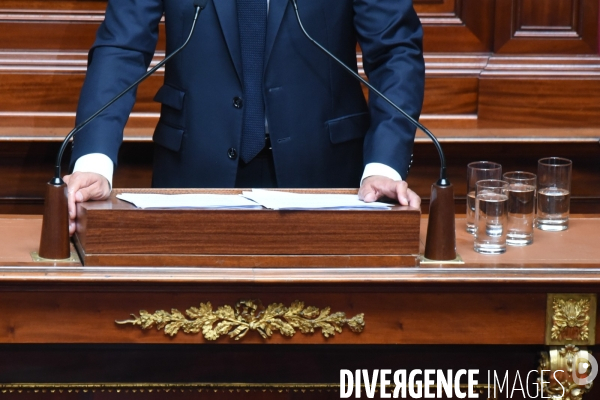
[241, 189, 391, 210]
[117, 190, 392, 210]
[116, 193, 262, 209]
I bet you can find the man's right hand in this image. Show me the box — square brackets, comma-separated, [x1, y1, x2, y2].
[62, 172, 111, 236]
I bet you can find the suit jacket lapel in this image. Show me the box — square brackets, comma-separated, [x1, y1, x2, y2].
[265, 0, 288, 70]
[213, 0, 243, 83]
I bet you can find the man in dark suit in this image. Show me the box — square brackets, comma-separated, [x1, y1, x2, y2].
[64, 0, 424, 234]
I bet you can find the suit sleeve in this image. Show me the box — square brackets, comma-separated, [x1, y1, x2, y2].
[70, 0, 164, 168]
[353, 0, 425, 179]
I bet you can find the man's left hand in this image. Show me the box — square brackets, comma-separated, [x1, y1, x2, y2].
[359, 175, 421, 208]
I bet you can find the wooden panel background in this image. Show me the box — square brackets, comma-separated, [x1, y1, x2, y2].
[0, 0, 599, 213]
[493, 0, 599, 54]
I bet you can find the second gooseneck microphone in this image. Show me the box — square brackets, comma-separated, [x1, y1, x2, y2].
[289, 0, 448, 185]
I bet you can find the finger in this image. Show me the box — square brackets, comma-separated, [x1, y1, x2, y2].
[358, 182, 380, 203]
[368, 180, 394, 199]
[407, 189, 421, 208]
[394, 182, 410, 206]
[67, 175, 86, 235]
[368, 179, 406, 204]
[65, 174, 82, 220]
[362, 178, 406, 203]
[363, 191, 379, 202]
[65, 173, 85, 236]
[76, 180, 107, 203]
[68, 189, 76, 220]
[65, 172, 106, 219]
[357, 186, 367, 201]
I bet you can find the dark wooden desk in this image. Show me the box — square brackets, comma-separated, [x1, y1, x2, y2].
[0, 215, 598, 399]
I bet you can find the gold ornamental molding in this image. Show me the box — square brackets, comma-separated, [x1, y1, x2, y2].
[116, 299, 365, 340]
[539, 345, 595, 400]
[0, 383, 494, 398]
[546, 294, 597, 346]
[0, 383, 341, 395]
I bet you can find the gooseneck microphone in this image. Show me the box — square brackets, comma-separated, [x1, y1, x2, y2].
[289, 0, 446, 183]
[290, 0, 456, 260]
[54, 0, 208, 182]
[38, 0, 209, 260]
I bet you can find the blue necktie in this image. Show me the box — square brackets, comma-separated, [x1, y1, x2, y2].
[237, 0, 267, 163]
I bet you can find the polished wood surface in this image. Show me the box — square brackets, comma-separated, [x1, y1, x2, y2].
[73, 189, 420, 267]
[0, 290, 549, 345]
[0, 215, 78, 267]
[444, 217, 600, 269]
[415, 0, 495, 52]
[493, 0, 599, 54]
[3, 215, 600, 278]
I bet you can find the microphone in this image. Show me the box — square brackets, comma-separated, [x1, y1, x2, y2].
[38, 1, 208, 260]
[289, 0, 456, 261]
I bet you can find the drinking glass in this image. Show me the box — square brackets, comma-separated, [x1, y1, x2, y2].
[536, 157, 572, 231]
[503, 171, 536, 246]
[474, 179, 509, 255]
[466, 161, 502, 234]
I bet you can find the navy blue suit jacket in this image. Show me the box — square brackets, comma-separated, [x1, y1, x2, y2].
[71, 0, 425, 188]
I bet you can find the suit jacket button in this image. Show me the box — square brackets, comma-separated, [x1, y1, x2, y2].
[227, 148, 238, 160]
[233, 97, 243, 109]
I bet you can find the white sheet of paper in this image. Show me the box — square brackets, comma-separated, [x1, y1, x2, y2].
[241, 189, 392, 210]
[116, 193, 263, 209]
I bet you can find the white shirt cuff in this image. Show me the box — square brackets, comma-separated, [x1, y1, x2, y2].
[73, 153, 114, 190]
[361, 163, 402, 186]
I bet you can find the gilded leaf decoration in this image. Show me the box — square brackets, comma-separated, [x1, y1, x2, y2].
[116, 300, 365, 340]
[551, 299, 590, 341]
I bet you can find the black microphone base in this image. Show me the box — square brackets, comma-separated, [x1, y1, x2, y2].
[424, 181, 457, 261]
[39, 179, 70, 260]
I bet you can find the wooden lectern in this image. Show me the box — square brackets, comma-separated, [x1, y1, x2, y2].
[73, 189, 422, 268]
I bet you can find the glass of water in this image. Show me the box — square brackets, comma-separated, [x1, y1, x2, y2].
[536, 157, 572, 231]
[503, 171, 536, 246]
[466, 161, 502, 234]
[474, 179, 509, 255]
